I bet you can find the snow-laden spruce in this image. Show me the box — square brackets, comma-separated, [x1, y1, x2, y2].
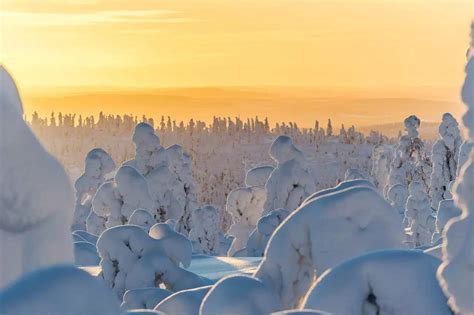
[430, 113, 462, 209]
[371, 145, 394, 194]
[125, 122, 166, 177]
[0, 265, 122, 315]
[438, 30, 474, 314]
[302, 178, 374, 206]
[0, 66, 74, 287]
[264, 136, 315, 213]
[164, 144, 199, 235]
[121, 287, 172, 311]
[73, 148, 115, 231]
[154, 286, 211, 315]
[200, 275, 282, 315]
[385, 115, 428, 201]
[254, 185, 404, 308]
[245, 208, 289, 257]
[226, 186, 266, 256]
[302, 250, 451, 315]
[405, 181, 435, 247]
[189, 205, 221, 255]
[387, 184, 408, 217]
[147, 164, 186, 223]
[97, 224, 207, 297]
[89, 165, 155, 234]
[245, 165, 274, 187]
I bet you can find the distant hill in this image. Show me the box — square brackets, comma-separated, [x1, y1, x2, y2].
[22, 86, 462, 134]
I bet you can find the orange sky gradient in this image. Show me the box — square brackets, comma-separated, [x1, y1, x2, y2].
[1, 0, 473, 127]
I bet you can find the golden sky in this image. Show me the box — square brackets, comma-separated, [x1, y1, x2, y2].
[0, 0, 473, 127]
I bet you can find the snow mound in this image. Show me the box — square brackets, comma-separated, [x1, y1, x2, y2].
[226, 186, 266, 255]
[97, 225, 205, 297]
[154, 285, 211, 315]
[255, 186, 404, 308]
[246, 208, 290, 257]
[303, 250, 451, 315]
[72, 230, 98, 244]
[125, 310, 164, 315]
[121, 287, 172, 310]
[0, 66, 74, 287]
[0, 265, 122, 315]
[200, 275, 282, 315]
[74, 241, 100, 266]
[271, 311, 332, 315]
[245, 165, 274, 187]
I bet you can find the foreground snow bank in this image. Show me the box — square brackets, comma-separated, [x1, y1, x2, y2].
[255, 185, 404, 308]
[155, 285, 211, 315]
[121, 287, 172, 310]
[303, 250, 451, 315]
[0, 265, 121, 315]
[200, 275, 281, 315]
[437, 31, 474, 315]
[0, 66, 74, 288]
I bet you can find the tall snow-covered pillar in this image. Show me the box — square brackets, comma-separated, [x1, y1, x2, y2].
[437, 22, 474, 314]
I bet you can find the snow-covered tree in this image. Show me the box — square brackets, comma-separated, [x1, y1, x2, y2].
[405, 181, 435, 247]
[438, 26, 474, 314]
[73, 148, 115, 231]
[386, 115, 427, 202]
[326, 119, 333, 137]
[88, 165, 155, 234]
[387, 183, 408, 217]
[200, 275, 281, 315]
[0, 66, 74, 287]
[121, 287, 171, 311]
[430, 113, 462, 209]
[97, 224, 206, 297]
[264, 136, 315, 213]
[189, 205, 221, 255]
[432, 199, 461, 242]
[255, 185, 404, 308]
[128, 209, 155, 231]
[244, 165, 274, 187]
[226, 187, 266, 256]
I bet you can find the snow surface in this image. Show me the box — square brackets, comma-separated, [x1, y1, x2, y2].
[155, 285, 211, 315]
[254, 185, 404, 308]
[302, 250, 451, 315]
[0, 66, 74, 288]
[0, 265, 122, 315]
[200, 275, 282, 315]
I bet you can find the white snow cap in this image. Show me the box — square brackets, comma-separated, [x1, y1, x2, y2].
[270, 135, 305, 165]
[303, 179, 374, 205]
[436, 199, 461, 234]
[255, 186, 404, 308]
[200, 275, 282, 315]
[303, 250, 451, 315]
[129, 209, 155, 231]
[0, 265, 122, 315]
[387, 183, 408, 216]
[245, 165, 274, 187]
[404, 115, 421, 138]
[0, 66, 74, 287]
